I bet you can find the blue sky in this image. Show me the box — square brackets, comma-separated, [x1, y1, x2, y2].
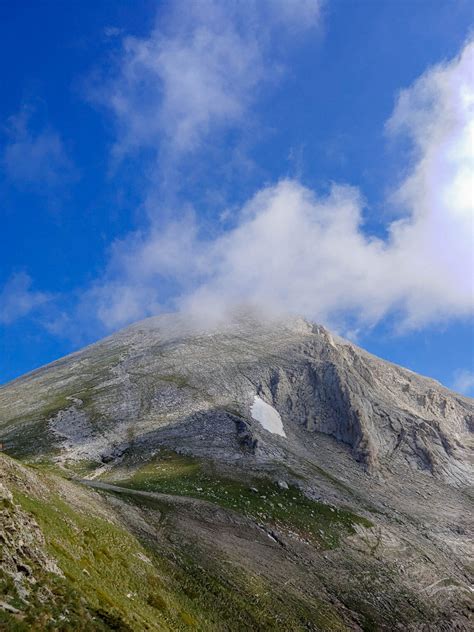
[0, 0, 473, 394]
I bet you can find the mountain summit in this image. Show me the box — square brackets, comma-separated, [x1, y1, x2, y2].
[0, 314, 473, 630]
[2, 313, 471, 485]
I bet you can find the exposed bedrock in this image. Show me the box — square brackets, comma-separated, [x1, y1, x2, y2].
[0, 314, 472, 487]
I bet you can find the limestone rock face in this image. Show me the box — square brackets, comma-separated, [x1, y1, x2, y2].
[0, 313, 473, 630]
[0, 313, 471, 486]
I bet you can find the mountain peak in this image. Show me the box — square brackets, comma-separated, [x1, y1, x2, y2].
[1, 311, 471, 487]
[1, 312, 473, 629]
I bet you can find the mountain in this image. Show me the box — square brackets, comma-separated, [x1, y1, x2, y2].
[0, 313, 473, 631]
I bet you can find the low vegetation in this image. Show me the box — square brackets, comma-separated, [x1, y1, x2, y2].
[1, 454, 351, 631]
[106, 450, 372, 548]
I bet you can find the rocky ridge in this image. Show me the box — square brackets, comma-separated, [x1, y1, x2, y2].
[0, 313, 471, 485]
[0, 313, 473, 630]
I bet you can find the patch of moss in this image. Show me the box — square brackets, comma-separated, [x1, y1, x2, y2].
[156, 374, 191, 389]
[108, 451, 372, 548]
[0, 569, 114, 631]
[61, 458, 100, 477]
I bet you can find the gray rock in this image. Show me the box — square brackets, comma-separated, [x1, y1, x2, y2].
[0, 311, 472, 629]
[0, 312, 471, 487]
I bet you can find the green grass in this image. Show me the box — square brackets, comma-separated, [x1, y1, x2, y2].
[107, 451, 372, 548]
[1, 391, 72, 459]
[148, 542, 349, 632]
[3, 459, 352, 631]
[156, 374, 191, 389]
[0, 348, 127, 460]
[87, 486, 351, 631]
[60, 458, 101, 477]
[9, 490, 178, 630]
[0, 567, 113, 632]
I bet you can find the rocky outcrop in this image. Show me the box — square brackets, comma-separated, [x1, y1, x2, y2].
[0, 313, 472, 487]
[0, 314, 472, 630]
[0, 476, 62, 610]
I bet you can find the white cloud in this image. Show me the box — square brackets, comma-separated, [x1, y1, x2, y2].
[180, 182, 389, 325]
[385, 38, 474, 327]
[88, 38, 474, 333]
[0, 273, 50, 325]
[98, 0, 322, 160]
[3, 106, 75, 191]
[452, 369, 474, 396]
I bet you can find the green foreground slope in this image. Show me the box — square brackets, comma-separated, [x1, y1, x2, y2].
[1, 449, 472, 631]
[1, 453, 358, 631]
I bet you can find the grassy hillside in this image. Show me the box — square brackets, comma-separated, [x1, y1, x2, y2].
[1, 453, 354, 631]
[103, 450, 372, 549]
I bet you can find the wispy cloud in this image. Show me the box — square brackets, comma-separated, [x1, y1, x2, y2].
[85, 37, 474, 333]
[452, 369, 474, 396]
[385, 38, 474, 327]
[0, 272, 50, 325]
[2, 105, 76, 194]
[95, 0, 322, 162]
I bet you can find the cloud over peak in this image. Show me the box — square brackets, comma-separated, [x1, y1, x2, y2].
[88, 37, 474, 334]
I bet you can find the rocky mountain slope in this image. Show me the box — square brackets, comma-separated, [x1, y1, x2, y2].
[0, 313, 473, 630]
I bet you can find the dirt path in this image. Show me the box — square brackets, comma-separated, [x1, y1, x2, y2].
[79, 478, 244, 514]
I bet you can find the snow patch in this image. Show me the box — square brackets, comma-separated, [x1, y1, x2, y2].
[251, 396, 286, 437]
